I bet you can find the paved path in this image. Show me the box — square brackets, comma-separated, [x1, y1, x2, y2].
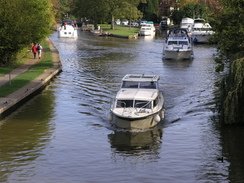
[0, 38, 62, 117]
[0, 56, 42, 87]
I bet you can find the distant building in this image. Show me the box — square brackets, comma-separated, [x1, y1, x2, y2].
[158, 0, 171, 18]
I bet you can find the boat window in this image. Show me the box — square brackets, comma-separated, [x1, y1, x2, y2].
[116, 100, 133, 108]
[168, 41, 177, 45]
[140, 82, 156, 89]
[153, 97, 158, 107]
[135, 100, 151, 109]
[122, 81, 138, 88]
[179, 41, 188, 45]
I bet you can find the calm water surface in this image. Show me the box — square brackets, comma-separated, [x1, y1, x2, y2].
[1, 31, 244, 183]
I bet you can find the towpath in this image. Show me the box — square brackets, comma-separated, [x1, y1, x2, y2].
[0, 38, 62, 117]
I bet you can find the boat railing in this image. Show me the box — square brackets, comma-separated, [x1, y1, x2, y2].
[135, 101, 153, 113]
[169, 34, 188, 39]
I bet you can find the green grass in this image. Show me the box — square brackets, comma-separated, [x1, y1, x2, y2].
[99, 24, 140, 36]
[0, 50, 31, 77]
[0, 40, 53, 97]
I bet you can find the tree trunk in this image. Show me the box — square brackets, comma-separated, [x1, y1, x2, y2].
[111, 14, 115, 29]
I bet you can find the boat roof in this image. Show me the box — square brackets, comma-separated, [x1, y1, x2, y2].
[122, 74, 160, 82]
[116, 89, 158, 100]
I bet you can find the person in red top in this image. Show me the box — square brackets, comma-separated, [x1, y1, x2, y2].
[32, 43, 38, 59]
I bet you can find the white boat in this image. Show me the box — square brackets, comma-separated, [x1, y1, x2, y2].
[139, 24, 155, 36]
[191, 18, 214, 43]
[109, 74, 165, 130]
[163, 28, 194, 60]
[160, 17, 170, 29]
[180, 17, 194, 34]
[58, 20, 78, 38]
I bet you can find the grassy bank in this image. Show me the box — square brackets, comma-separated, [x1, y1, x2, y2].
[0, 40, 53, 97]
[0, 50, 31, 77]
[99, 24, 140, 36]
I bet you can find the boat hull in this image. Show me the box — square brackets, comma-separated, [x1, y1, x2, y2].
[112, 109, 164, 130]
[192, 33, 212, 43]
[163, 50, 193, 60]
[139, 31, 155, 36]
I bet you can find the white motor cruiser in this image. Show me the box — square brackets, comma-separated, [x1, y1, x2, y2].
[58, 20, 78, 38]
[109, 74, 165, 130]
[163, 28, 194, 60]
[191, 18, 215, 43]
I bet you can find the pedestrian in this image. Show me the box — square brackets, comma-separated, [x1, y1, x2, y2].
[32, 43, 38, 59]
[37, 43, 43, 59]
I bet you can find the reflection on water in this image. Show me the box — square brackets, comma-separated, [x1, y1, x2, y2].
[109, 128, 162, 160]
[221, 126, 244, 182]
[0, 90, 55, 182]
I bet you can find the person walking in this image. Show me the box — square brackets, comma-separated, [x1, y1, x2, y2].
[32, 43, 38, 59]
[37, 43, 43, 59]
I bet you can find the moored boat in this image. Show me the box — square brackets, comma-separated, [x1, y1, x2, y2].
[139, 23, 155, 36]
[191, 18, 214, 43]
[163, 28, 194, 60]
[109, 74, 165, 130]
[180, 17, 194, 35]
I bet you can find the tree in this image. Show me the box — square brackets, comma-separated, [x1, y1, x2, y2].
[214, 0, 244, 57]
[51, 0, 75, 22]
[73, 0, 145, 29]
[0, 0, 54, 65]
[138, 0, 158, 22]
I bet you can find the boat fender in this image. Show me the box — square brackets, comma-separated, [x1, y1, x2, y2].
[107, 112, 112, 121]
[161, 110, 165, 119]
[193, 37, 198, 43]
[154, 114, 161, 123]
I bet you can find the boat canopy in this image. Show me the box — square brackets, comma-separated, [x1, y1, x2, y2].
[168, 28, 188, 35]
[121, 74, 159, 89]
[122, 74, 159, 82]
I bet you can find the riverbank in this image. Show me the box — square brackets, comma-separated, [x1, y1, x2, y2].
[0, 38, 62, 119]
[89, 24, 140, 39]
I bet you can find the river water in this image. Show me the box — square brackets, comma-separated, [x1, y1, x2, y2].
[1, 31, 244, 183]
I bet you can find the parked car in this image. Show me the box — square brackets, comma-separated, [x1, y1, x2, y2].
[130, 21, 139, 26]
[115, 19, 121, 25]
[121, 19, 129, 26]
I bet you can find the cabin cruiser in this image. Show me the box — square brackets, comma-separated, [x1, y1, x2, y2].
[109, 74, 165, 130]
[180, 17, 194, 35]
[58, 19, 78, 38]
[160, 17, 170, 29]
[191, 18, 214, 43]
[163, 28, 194, 60]
[139, 23, 155, 36]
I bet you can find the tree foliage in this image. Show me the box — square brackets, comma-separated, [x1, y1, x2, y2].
[138, 0, 158, 22]
[0, 0, 54, 65]
[214, 0, 244, 57]
[73, 0, 144, 29]
[51, 0, 75, 22]
[171, 2, 208, 25]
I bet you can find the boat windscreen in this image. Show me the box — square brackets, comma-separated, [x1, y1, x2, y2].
[168, 41, 177, 45]
[116, 100, 133, 108]
[179, 41, 188, 45]
[122, 81, 138, 88]
[135, 100, 151, 109]
[140, 82, 156, 89]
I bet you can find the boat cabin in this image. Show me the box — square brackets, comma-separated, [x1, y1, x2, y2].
[115, 90, 160, 110]
[121, 74, 159, 89]
[114, 74, 161, 110]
